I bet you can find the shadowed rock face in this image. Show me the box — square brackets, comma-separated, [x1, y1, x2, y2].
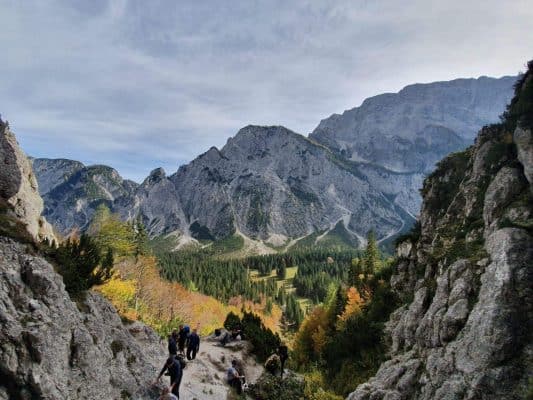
[0, 119, 55, 242]
[347, 72, 532, 400]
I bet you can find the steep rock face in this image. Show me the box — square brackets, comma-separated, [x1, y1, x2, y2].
[0, 120, 55, 242]
[348, 75, 533, 399]
[0, 237, 165, 400]
[36, 127, 414, 245]
[32, 158, 85, 196]
[115, 167, 188, 237]
[167, 125, 407, 243]
[34, 159, 139, 234]
[311, 76, 515, 173]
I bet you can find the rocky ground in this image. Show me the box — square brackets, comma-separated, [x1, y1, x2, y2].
[177, 336, 264, 400]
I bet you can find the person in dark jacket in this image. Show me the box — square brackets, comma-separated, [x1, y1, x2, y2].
[154, 356, 182, 398]
[177, 325, 188, 355]
[186, 328, 200, 360]
[168, 330, 178, 356]
[278, 343, 288, 378]
[227, 360, 244, 394]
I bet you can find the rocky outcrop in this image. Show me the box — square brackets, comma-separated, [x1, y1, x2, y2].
[0, 119, 55, 242]
[0, 237, 166, 399]
[347, 69, 532, 400]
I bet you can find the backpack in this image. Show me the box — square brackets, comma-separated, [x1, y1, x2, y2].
[183, 325, 190, 335]
[175, 354, 187, 369]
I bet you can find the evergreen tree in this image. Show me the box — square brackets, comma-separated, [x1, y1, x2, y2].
[134, 216, 149, 257]
[349, 257, 362, 287]
[276, 287, 286, 305]
[277, 259, 287, 279]
[364, 230, 381, 273]
[54, 234, 112, 296]
[285, 293, 304, 329]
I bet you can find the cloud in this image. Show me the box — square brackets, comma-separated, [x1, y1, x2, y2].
[1, 0, 532, 181]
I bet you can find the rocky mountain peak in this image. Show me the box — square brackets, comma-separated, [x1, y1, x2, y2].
[143, 167, 167, 185]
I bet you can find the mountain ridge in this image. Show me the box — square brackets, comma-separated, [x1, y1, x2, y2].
[31, 75, 516, 250]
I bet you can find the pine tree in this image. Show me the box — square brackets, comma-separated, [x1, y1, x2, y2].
[276, 287, 286, 305]
[54, 234, 111, 295]
[134, 216, 149, 257]
[364, 230, 381, 273]
[349, 257, 362, 287]
[277, 259, 287, 279]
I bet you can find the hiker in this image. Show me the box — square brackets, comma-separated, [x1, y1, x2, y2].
[168, 330, 178, 356]
[158, 386, 178, 400]
[227, 360, 244, 395]
[231, 327, 242, 340]
[278, 343, 288, 378]
[220, 331, 230, 346]
[177, 325, 187, 355]
[264, 353, 281, 375]
[187, 328, 200, 360]
[154, 356, 182, 399]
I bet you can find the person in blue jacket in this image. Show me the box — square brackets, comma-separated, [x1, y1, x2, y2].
[187, 328, 200, 360]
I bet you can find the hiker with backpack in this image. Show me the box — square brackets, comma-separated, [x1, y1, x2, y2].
[168, 330, 178, 356]
[177, 325, 188, 355]
[278, 343, 288, 378]
[154, 356, 182, 399]
[227, 360, 245, 395]
[187, 328, 200, 360]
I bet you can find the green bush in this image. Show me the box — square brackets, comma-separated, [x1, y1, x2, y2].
[248, 372, 304, 400]
[224, 311, 241, 331]
[51, 234, 113, 296]
[223, 311, 280, 362]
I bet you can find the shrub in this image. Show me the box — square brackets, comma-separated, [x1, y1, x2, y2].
[248, 372, 304, 400]
[223, 311, 280, 362]
[51, 234, 113, 296]
[224, 311, 241, 331]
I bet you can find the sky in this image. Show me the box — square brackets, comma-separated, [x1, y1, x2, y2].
[1, 0, 532, 182]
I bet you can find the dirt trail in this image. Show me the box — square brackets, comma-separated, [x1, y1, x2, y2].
[175, 335, 264, 400]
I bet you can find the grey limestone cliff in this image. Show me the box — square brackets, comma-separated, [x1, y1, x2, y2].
[0, 119, 55, 242]
[311, 76, 515, 174]
[0, 118, 166, 400]
[34, 158, 138, 235]
[0, 238, 165, 400]
[347, 69, 532, 400]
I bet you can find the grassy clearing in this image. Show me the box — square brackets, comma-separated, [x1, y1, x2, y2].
[250, 266, 310, 312]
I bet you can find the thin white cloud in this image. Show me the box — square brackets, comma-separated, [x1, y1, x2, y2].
[0, 0, 532, 181]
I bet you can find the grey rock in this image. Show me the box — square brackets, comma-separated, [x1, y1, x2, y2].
[36, 159, 139, 234]
[0, 237, 165, 399]
[514, 126, 533, 187]
[483, 166, 526, 234]
[0, 119, 55, 242]
[347, 107, 532, 398]
[36, 126, 414, 245]
[311, 76, 515, 174]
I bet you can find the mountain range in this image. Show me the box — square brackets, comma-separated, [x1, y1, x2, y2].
[32, 75, 516, 250]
